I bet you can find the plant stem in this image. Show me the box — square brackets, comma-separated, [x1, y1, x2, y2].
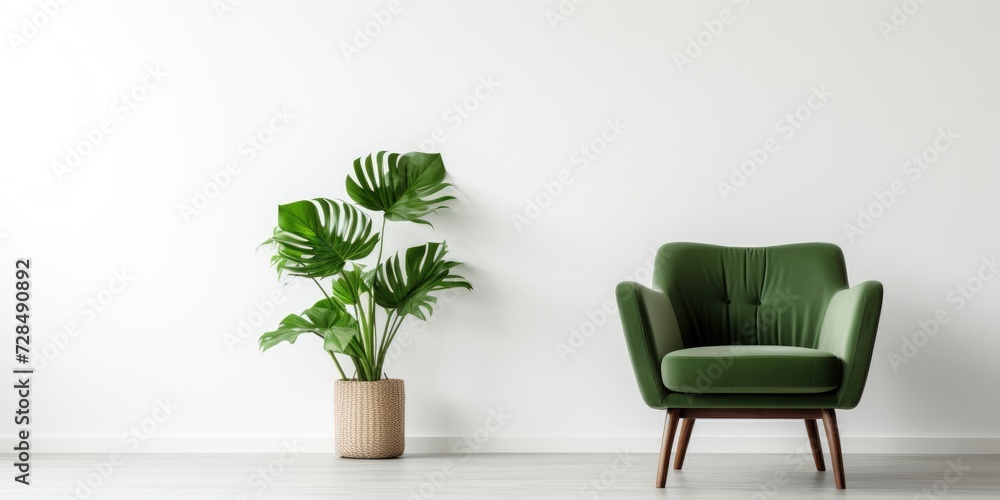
[378, 313, 402, 360]
[327, 350, 347, 379]
[375, 313, 405, 377]
[312, 277, 349, 380]
[349, 352, 364, 381]
[368, 218, 388, 379]
[373, 308, 395, 374]
[378, 309, 394, 355]
[352, 301, 366, 348]
[312, 277, 335, 308]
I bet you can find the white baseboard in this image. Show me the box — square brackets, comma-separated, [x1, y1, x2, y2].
[3, 436, 998, 454]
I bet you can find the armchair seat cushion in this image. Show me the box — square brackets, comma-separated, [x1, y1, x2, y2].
[661, 346, 842, 394]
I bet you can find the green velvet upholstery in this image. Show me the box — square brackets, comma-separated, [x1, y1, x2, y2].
[661, 346, 842, 394]
[617, 242, 883, 410]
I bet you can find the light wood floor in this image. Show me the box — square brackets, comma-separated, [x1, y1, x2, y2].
[2, 453, 998, 499]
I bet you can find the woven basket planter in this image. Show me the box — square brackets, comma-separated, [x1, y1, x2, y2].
[334, 379, 405, 459]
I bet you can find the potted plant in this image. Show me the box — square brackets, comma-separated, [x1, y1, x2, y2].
[258, 151, 471, 458]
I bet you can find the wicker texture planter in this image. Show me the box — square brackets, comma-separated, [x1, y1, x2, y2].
[334, 379, 405, 458]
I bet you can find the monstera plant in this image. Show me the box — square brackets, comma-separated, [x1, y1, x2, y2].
[259, 151, 471, 458]
[260, 151, 472, 458]
[259, 151, 472, 381]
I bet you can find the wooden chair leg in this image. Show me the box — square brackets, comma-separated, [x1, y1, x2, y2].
[804, 419, 826, 471]
[673, 418, 696, 470]
[820, 409, 846, 489]
[656, 409, 681, 488]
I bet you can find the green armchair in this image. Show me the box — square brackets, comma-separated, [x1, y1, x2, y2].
[616, 242, 883, 489]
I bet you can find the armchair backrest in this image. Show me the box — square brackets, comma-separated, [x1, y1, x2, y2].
[652, 242, 848, 349]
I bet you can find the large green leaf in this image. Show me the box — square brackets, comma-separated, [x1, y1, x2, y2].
[259, 299, 359, 354]
[345, 151, 456, 225]
[331, 264, 375, 306]
[264, 199, 379, 279]
[373, 242, 472, 320]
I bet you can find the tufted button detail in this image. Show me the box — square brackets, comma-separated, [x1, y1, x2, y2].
[754, 300, 762, 306]
[724, 299, 731, 305]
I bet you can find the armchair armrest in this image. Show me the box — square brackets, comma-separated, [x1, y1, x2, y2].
[615, 281, 685, 408]
[817, 280, 884, 409]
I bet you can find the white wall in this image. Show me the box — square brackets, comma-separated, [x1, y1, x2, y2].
[1, 0, 998, 454]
